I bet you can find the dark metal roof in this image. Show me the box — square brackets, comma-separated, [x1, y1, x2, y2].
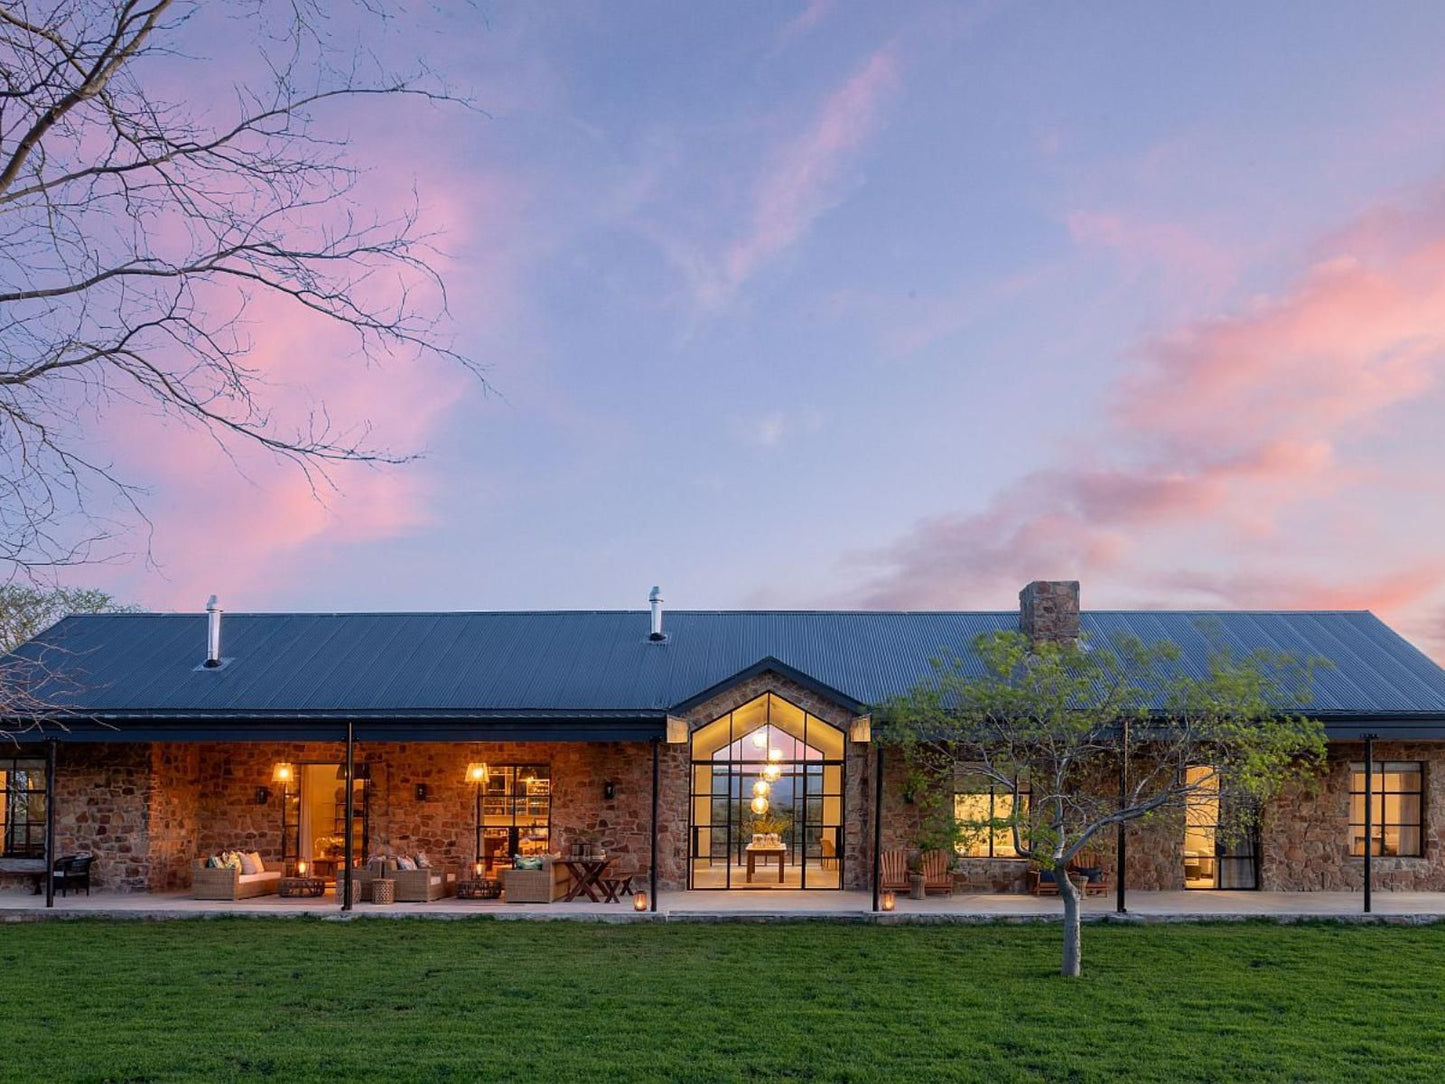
[8, 609, 1445, 740]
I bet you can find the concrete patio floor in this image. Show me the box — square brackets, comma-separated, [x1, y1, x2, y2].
[5, 887, 1445, 923]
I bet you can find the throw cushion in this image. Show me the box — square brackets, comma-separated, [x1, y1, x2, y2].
[222, 851, 244, 872]
[415, 852, 432, 869]
[514, 855, 544, 870]
[1075, 866, 1103, 884]
[239, 852, 260, 875]
[206, 855, 223, 869]
[250, 851, 266, 874]
[1038, 869, 1056, 883]
[395, 855, 417, 871]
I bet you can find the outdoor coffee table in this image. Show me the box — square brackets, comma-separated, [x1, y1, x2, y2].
[456, 878, 502, 900]
[278, 876, 325, 898]
[745, 846, 786, 884]
[560, 856, 618, 902]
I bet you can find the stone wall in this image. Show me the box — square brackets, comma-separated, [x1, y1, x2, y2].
[1262, 743, 1445, 891]
[52, 743, 152, 892]
[148, 743, 200, 891]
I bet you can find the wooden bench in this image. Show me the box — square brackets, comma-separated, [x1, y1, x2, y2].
[0, 857, 47, 894]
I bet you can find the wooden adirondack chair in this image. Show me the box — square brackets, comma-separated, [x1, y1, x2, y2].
[880, 849, 909, 891]
[921, 850, 953, 894]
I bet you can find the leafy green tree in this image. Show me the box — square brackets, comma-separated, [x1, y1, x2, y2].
[0, 584, 134, 654]
[879, 629, 1327, 977]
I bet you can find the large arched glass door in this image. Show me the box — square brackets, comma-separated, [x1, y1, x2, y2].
[688, 692, 845, 890]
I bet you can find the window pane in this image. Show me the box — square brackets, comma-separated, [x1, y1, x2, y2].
[1385, 794, 1420, 827]
[954, 793, 992, 857]
[1395, 826, 1422, 857]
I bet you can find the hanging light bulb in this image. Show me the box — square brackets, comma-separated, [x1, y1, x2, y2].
[762, 763, 781, 782]
[751, 780, 770, 798]
[768, 747, 782, 762]
[750, 730, 767, 749]
[750, 795, 769, 815]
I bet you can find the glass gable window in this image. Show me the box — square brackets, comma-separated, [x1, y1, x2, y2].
[1, 758, 47, 858]
[688, 692, 846, 890]
[1351, 762, 1423, 857]
[953, 776, 1028, 858]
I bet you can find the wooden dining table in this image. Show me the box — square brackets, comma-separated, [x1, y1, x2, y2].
[745, 845, 787, 884]
[559, 855, 619, 902]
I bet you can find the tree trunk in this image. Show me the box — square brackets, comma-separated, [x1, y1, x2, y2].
[1057, 868, 1082, 977]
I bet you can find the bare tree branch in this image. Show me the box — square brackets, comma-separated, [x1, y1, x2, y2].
[0, 0, 486, 574]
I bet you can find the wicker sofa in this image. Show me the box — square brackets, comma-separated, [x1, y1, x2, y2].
[191, 858, 282, 900]
[501, 857, 569, 903]
[355, 859, 458, 902]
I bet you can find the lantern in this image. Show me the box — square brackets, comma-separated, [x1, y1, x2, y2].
[750, 795, 769, 815]
[474, 860, 484, 878]
[881, 890, 896, 912]
[633, 892, 648, 912]
[751, 780, 770, 798]
[297, 859, 308, 877]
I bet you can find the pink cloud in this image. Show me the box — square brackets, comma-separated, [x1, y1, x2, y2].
[850, 185, 1445, 654]
[703, 47, 899, 307]
[778, 0, 836, 44]
[78, 113, 524, 608]
[1065, 209, 1236, 298]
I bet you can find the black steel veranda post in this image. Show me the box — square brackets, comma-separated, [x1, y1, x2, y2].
[871, 744, 884, 912]
[650, 737, 660, 913]
[45, 738, 57, 909]
[343, 722, 355, 912]
[1116, 717, 1128, 915]
[1363, 734, 1374, 915]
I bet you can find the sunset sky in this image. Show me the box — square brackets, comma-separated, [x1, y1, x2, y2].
[90, 2, 1445, 658]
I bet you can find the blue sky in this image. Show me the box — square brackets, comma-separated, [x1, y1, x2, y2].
[95, 2, 1445, 656]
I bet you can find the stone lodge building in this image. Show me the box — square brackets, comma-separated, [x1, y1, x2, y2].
[4, 582, 1445, 904]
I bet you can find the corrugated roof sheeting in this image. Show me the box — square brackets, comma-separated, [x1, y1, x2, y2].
[9, 609, 1445, 718]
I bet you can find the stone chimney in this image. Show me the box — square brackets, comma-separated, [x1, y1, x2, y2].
[1019, 580, 1080, 644]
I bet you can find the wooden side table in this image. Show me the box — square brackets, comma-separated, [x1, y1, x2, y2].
[371, 878, 396, 905]
[279, 876, 325, 898]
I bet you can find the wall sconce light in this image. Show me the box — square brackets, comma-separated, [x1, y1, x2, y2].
[633, 891, 648, 912]
[255, 786, 270, 805]
[465, 762, 489, 784]
[881, 890, 896, 912]
[415, 783, 429, 802]
[603, 780, 616, 801]
[271, 762, 294, 785]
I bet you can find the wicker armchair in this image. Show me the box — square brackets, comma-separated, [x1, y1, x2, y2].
[394, 867, 458, 902]
[501, 857, 569, 903]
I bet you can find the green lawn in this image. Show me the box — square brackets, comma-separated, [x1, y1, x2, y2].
[3, 919, 1445, 1082]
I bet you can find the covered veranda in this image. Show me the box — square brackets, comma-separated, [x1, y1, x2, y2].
[6, 888, 1445, 923]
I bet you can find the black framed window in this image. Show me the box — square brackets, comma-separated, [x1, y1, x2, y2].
[479, 765, 551, 874]
[1, 757, 47, 858]
[953, 776, 1028, 858]
[1351, 761, 1423, 857]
